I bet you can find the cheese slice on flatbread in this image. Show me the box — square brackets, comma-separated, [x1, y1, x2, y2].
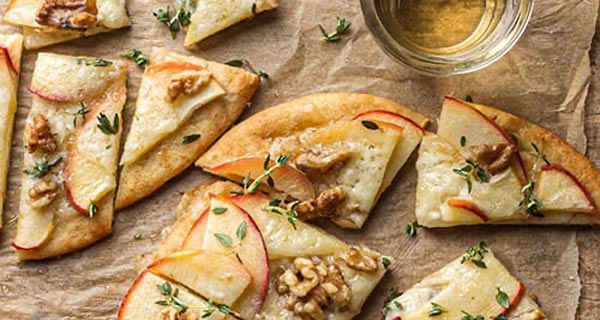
[384, 245, 546, 320]
[415, 97, 600, 227]
[197, 93, 429, 228]
[181, 0, 279, 48]
[3, 0, 130, 49]
[115, 48, 259, 210]
[151, 180, 391, 320]
[0, 33, 23, 232]
[14, 53, 128, 261]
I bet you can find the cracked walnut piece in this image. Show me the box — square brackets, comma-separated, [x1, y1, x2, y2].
[28, 179, 59, 208]
[295, 149, 353, 174]
[469, 143, 515, 175]
[27, 115, 58, 154]
[341, 246, 381, 272]
[295, 187, 346, 220]
[167, 71, 212, 102]
[36, 0, 98, 30]
[276, 256, 352, 320]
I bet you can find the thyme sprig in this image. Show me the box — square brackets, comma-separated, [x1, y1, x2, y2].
[73, 102, 90, 127]
[155, 282, 188, 314]
[519, 142, 549, 217]
[201, 298, 240, 318]
[213, 221, 247, 264]
[264, 199, 299, 230]
[97, 113, 120, 135]
[453, 159, 490, 193]
[225, 59, 269, 80]
[76, 58, 112, 67]
[318, 17, 351, 42]
[461, 311, 484, 320]
[153, 6, 191, 39]
[24, 156, 62, 179]
[231, 154, 289, 195]
[461, 242, 489, 268]
[123, 49, 149, 67]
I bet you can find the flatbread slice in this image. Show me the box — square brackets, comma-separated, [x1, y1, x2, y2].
[0, 33, 23, 232]
[14, 53, 128, 260]
[415, 97, 600, 227]
[197, 93, 430, 228]
[383, 243, 546, 320]
[3, 0, 131, 49]
[146, 180, 392, 319]
[178, 0, 279, 48]
[115, 48, 259, 209]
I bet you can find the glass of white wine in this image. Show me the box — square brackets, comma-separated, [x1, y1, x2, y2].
[361, 0, 534, 75]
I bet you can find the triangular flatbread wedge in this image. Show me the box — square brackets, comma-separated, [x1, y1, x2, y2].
[0, 33, 23, 232]
[177, 0, 279, 48]
[139, 180, 392, 319]
[416, 97, 600, 227]
[197, 93, 429, 228]
[383, 243, 546, 320]
[3, 0, 131, 49]
[115, 48, 259, 209]
[14, 53, 128, 260]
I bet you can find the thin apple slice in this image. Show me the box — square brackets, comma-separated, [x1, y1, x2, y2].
[208, 157, 316, 201]
[148, 250, 251, 306]
[119, 61, 226, 166]
[64, 87, 124, 214]
[446, 199, 490, 222]
[438, 97, 513, 147]
[12, 211, 54, 250]
[230, 194, 348, 259]
[536, 164, 596, 213]
[118, 270, 226, 320]
[29, 53, 125, 102]
[384, 248, 524, 319]
[353, 109, 426, 136]
[183, 196, 269, 319]
[181, 208, 210, 249]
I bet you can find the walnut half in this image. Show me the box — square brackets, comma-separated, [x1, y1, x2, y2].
[469, 143, 516, 175]
[28, 179, 59, 209]
[166, 71, 212, 102]
[341, 246, 380, 272]
[27, 115, 58, 154]
[295, 187, 346, 220]
[36, 0, 98, 30]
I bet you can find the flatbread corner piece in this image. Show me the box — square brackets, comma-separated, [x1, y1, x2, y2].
[0, 33, 23, 233]
[181, 0, 279, 48]
[138, 180, 392, 320]
[415, 96, 600, 227]
[114, 47, 259, 210]
[3, 0, 131, 49]
[196, 93, 430, 229]
[14, 52, 128, 261]
[383, 243, 547, 320]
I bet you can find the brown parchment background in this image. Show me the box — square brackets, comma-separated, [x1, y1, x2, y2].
[1, 0, 600, 319]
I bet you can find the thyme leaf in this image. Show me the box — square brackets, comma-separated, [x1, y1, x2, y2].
[428, 302, 446, 317]
[214, 233, 233, 247]
[123, 49, 149, 67]
[264, 200, 299, 230]
[406, 220, 420, 238]
[182, 134, 201, 144]
[97, 113, 120, 135]
[496, 288, 510, 309]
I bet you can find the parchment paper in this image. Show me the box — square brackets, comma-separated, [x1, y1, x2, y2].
[1, 0, 599, 319]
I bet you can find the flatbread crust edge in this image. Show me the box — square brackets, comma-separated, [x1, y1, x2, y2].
[115, 58, 259, 210]
[196, 92, 430, 169]
[471, 101, 600, 221]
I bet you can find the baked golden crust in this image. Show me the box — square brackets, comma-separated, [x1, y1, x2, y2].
[470, 101, 600, 219]
[115, 50, 259, 210]
[197, 92, 430, 169]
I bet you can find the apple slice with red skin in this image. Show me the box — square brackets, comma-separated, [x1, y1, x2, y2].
[65, 91, 124, 214]
[536, 164, 596, 213]
[439, 97, 527, 179]
[447, 199, 490, 222]
[207, 157, 316, 201]
[12, 211, 54, 250]
[353, 110, 426, 136]
[28, 87, 69, 103]
[0, 46, 18, 75]
[147, 250, 252, 307]
[182, 196, 269, 319]
[501, 282, 526, 316]
[118, 270, 225, 320]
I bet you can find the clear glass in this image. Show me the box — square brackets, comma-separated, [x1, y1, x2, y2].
[360, 0, 534, 75]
